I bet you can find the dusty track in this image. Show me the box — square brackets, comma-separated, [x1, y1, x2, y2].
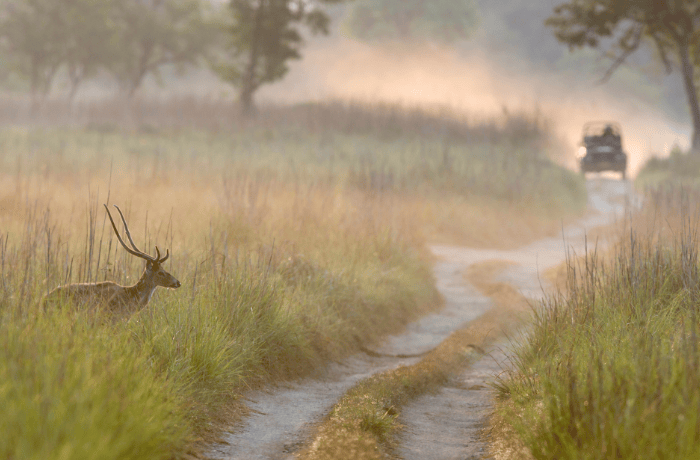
[398, 178, 631, 459]
[209, 178, 631, 460]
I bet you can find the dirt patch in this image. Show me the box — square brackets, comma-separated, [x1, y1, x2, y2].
[398, 344, 512, 460]
[394, 261, 532, 460]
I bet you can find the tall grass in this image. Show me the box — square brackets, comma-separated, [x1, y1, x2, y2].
[0, 185, 438, 459]
[0, 99, 584, 458]
[0, 99, 586, 247]
[493, 185, 700, 459]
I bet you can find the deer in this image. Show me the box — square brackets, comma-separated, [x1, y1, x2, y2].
[43, 204, 181, 315]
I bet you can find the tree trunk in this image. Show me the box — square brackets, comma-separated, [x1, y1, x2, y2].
[678, 40, 700, 153]
[29, 63, 40, 117]
[239, 0, 265, 117]
[67, 66, 83, 108]
[239, 84, 256, 116]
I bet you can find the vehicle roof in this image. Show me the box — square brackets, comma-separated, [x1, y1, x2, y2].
[582, 121, 622, 136]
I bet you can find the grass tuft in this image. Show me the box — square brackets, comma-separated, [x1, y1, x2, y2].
[491, 184, 700, 460]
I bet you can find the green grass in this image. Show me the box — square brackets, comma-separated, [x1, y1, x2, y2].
[492, 186, 700, 459]
[1, 310, 189, 460]
[0, 100, 586, 459]
[0, 200, 439, 459]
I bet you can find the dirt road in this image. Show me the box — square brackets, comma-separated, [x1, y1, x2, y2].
[209, 178, 631, 459]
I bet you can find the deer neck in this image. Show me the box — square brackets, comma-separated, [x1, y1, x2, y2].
[131, 269, 158, 307]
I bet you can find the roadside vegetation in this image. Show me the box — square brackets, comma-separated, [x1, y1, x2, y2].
[636, 146, 700, 188]
[0, 99, 584, 459]
[490, 184, 700, 459]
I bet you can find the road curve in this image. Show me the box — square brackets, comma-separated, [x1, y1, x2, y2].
[397, 178, 632, 459]
[209, 178, 632, 459]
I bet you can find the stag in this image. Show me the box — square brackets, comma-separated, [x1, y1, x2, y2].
[44, 204, 181, 314]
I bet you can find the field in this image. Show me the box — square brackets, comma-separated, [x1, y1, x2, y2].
[0, 99, 585, 459]
[491, 185, 700, 459]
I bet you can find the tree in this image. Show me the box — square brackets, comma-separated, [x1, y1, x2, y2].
[345, 0, 480, 43]
[213, 0, 343, 116]
[547, 1, 700, 152]
[60, 0, 117, 103]
[107, 0, 217, 99]
[0, 0, 65, 108]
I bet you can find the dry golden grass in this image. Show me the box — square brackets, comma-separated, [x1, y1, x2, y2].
[1, 154, 444, 459]
[0, 99, 586, 459]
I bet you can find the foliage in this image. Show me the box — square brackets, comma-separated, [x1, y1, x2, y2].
[0, 101, 586, 457]
[0, 0, 66, 102]
[345, 0, 480, 43]
[60, 0, 116, 101]
[106, 0, 218, 98]
[0, 0, 217, 102]
[493, 186, 700, 459]
[547, 0, 700, 151]
[636, 146, 700, 188]
[212, 0, 344, 115]
[0, 99, 587, 226]
[0, 166, 439, 459]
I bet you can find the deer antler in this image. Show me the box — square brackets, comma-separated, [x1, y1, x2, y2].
[104, 204, 168, 263]
[156, 247, 170, 264]
[151, 245, 170, 264]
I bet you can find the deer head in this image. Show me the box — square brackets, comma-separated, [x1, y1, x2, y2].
[104, 204, 181, 290]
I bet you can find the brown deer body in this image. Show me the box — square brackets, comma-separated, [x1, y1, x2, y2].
[44, 205, 181, 314]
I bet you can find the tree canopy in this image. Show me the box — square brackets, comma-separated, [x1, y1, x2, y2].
[346, 0, 480, 43]
[60, 0, 116, 101]
[107, 0, 217, 98]
[547, 0, 700, 151]
[0, 0, 66, 105]
[0, 0, 217, 103]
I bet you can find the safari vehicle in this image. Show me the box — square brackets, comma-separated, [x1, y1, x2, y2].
[578, 122, 627, 180]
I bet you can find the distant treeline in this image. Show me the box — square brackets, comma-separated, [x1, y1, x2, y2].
[0, 0, 481, 114]
[1, 0, 690, 124]
[0, 0, 218, 103]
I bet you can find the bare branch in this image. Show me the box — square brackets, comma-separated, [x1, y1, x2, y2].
[598, 24, 643, 83]
[650, 32, 674, 73]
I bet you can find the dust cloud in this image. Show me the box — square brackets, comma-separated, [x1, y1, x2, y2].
[260, 37, 689, 177]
